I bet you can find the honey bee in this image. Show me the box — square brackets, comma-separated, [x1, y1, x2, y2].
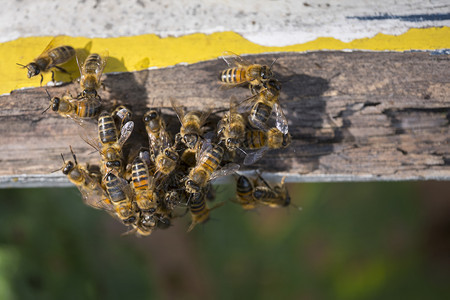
[187, 191, 225, 232]
[171, 98, 211, 149]
[43, 89, 101, 124]
[219, 51, 275, 93]
[217, 97, 246, 152]
[143, 108, 171, 155]
[237, 78, 289, 135]
[131, 156, 157, 215]
[235, 175, 257, 210]
[103, 172, 137, 225]
[185, 140, 239, 194]
[153, 139, 180, 186]
[60, 147, 113, 213]
[83, 111, 133, 175]
[17, 36, 75, 85]
[252, 175, 291, 208]
[77, 51, 108, 99]
[242, 127, 292, 165]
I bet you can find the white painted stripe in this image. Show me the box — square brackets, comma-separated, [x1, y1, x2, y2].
[2, 0, 449, 46]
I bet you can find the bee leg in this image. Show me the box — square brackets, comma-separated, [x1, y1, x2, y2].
[40, 74, 44, 86]
[256, 173, 272, 189]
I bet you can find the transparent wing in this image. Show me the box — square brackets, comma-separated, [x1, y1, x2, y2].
[221, 51, 252, 68]
[273, 102, 289, 135]
[234, 94, 258, 114]
[80, 187, 115, 213]
[93, 50, 109, 83]
[118, 121, 134, 147]
[78, 121, 102, 153]
[170, 98, 185, 126]
[243, 148, 268, 166]
[36, 35, 68, 59]
[196, 138, 213, 161]
[210, 163, 240, 181]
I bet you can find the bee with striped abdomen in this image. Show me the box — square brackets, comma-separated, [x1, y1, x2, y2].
[131, 155, 157, 217]
[17, 36, 75, 85]
[252, 175, 291, 208]
[103, 172, 137, 225]
[237, 78, 289, 135]
[234, 175, 257, 210]
[187, 191, 224, 232]
[44, 89, 101, 124]
[171, 98, 211, 149]
[242, 127, 291, 165]
[217, 96, 246, 153]
[219, 51, 275, 94]
[77, 51, 108, 99]
[185, 140, 239, 194]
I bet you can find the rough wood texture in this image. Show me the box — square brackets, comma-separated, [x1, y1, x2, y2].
[1, 51, 449, 187]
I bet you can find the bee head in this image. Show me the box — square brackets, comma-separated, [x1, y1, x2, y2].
[186, 180, 200, 193]
[51, 97, 61, 112]
[106, 160, 122, 169]
[144, 110, 158, 122]
[226, 138, 240, 150]
[283, 194, 291, 207]
[82, 89, 98, 99]
[62, 161, 74, 175]
[183, 134, 198, 149]
[123, 215, 137, 225]
[261, 65, 273, 80]
[164, 149, 179, 161]
[27, 63, 40, 78]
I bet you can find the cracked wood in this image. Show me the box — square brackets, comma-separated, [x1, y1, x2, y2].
[0, 51, 449, 187]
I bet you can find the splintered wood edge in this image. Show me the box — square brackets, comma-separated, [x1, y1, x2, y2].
[0, 51, 449, 188]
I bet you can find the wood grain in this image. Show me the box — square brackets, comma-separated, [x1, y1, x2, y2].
[1, 51, 449, 187]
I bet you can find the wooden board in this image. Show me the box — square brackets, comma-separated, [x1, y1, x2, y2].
[1, 51, 449, 187]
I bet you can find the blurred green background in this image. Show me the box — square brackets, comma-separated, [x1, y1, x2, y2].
[0, 181, 449, 300]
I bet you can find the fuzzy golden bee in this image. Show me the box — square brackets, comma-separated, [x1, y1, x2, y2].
[219, 51, 275, 93]
[17, 36, 75, 85]
[77, 51, 108, 99]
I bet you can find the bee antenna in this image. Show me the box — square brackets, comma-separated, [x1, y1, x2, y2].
[270, 58, 278, 69]
[69, 146, 78, 165]
[60, 153, 66, 163]
[16, 63, 28, 69]
[42, 105, 51, 114]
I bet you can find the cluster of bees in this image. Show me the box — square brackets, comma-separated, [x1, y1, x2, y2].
[19, 37, 294, 236]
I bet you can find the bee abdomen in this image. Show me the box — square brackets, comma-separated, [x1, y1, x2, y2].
[190, 193, 206, 215]
[75, 99, 101, 118]
[84, 53, 102, 74]
[48, 46, 75, 65]
[250, 102, 272, 125]
[220, 68, 245, 84]
[98, 113, 118, 144]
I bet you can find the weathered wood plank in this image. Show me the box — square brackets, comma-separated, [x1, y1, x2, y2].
[0, 51, 449, 187]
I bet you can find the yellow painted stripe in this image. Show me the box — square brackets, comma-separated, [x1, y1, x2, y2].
[2, 27, 449, 95]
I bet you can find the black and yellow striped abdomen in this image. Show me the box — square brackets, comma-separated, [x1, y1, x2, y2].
[48, 46, 75, 66]
[131, 158, 149, 191]
[75, 99, 101, 118]
[243, 130, 267, 149]
[98, 112, 118, 145]
[249, 101, 272, 127]
[236, 175, 254, 203]
[219, 67, 247, 84]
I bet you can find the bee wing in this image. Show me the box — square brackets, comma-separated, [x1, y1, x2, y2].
[170, 98, 185, 126]
[196, 138, 213, 161]
[243, 147, 268, 166]
[118, 121, 134, 147]
[273, 102, 289, 135]
[78, 122, 102, 153]
[199, 107, 212, 127]
[234, 94, 258, 114]
[36, 35, 68, 59]
[210, 163, 240, 181]
[75, 50, 88, 78]
[80, 186, 115, 213]
[222, 51, 252, 68]
[94, 50, 109, 83]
